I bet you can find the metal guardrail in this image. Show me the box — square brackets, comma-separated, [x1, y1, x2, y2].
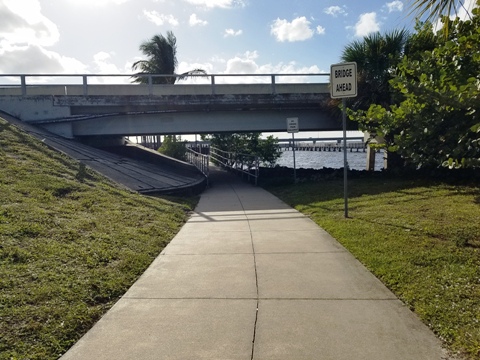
[210, 147, 259, 185]
[281, 142, 366, 152]
[185, 148, 210, 186]
[276, 136, 364, 143]
[0, 73, 329, 96]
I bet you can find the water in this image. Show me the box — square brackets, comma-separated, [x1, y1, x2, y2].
[275, 149, 385, 171]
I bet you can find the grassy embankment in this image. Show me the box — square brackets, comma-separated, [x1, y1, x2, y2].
[264, 172, 480, 360]
[0, 118, 198, 359]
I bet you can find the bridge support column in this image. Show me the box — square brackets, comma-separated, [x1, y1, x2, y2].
[364, 132, 384, 171]
[366, 147, 376, 171]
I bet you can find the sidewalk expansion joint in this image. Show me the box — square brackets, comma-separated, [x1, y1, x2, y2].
[160, 253, 254, 256]
[255, 251, 347, 255]
[230, 185, 260, 360]
[121, 296, 259, 300]
[257, 297, 400, 301]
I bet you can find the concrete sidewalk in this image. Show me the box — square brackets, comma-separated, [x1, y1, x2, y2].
[61, 168, 453, 360]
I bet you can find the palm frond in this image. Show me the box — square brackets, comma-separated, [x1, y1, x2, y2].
[407, 0, 462, 22]
[176, 69, 208, 82]
[339, 29, 412, 110]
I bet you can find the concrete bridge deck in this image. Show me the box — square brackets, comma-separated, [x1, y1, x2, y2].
[0, 73, 338, 139]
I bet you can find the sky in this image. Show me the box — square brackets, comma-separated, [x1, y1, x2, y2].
[0, 0, 469, 77]
[0, 0, 477, 80]
[0, 0, 476, 138]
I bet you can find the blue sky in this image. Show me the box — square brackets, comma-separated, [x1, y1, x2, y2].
[1, 0, 475, 139]
[0, 0, 429, 78]
[0, 0, 476, 79]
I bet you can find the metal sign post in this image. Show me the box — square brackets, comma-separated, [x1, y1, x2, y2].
[330, 62, 357, 218]
[342, 98, 348, 217]
[287, 117, 299, 183]
[292, 132, 297, 183]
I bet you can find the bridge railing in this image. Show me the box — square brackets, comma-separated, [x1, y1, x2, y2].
[280, 141, 366, 153]
[210, 147, 259, 186]
[0, 73, 329, 96]
[185, 148, 210, 186]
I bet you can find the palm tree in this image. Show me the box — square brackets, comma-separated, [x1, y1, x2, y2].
[339, 29, 410, 170]
[407, 0, 470, 23]
[340, 29, 410, 111]
[132, 31, 206, 84]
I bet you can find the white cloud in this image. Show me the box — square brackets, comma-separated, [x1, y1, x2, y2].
[88, 52, 133, 83]
[256, 61, 322, 76]
[226, 51, 258, 70]
[457, 0, 477, 20]
[316, 25, 326, 35]
[433, 0, 477, 30]
[179, 51, 325, 84]
[324, 6, 347, 17]
[0, 0, 59, 47]
[143, 10, 179, 26]
[353, 12, 380, 37]
[0, 44, 87, 74]
[178, 52, 261, 83]
[386, 1, 403, 13]
[67, 0, 131, 6]
[0, 0, 86, 74]
[189, 14, 208, 26]
[93, 52, 121, 73]
[270, 17, 315, 42]
[182, 0, 245, 9]
[224, 28, 243, 37]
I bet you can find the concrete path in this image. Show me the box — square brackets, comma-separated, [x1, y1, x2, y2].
[60, 168, 453, 360]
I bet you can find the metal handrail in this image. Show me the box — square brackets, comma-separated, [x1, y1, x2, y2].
[210, 146, 259, 185]
[185, 148, 209, 186]
[0, 73, 330, 96]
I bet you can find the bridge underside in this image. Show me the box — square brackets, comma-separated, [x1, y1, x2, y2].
[0, 85, 340, 138]
[55, 108, 338, 138]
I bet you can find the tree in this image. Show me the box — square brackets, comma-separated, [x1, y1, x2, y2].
[204, 133, 282, 168]
[158, 135, 187, 161]
[340, 29, 410, 169]
[341, 29, 410, 111]
[407, 0, 476, 35]
[407, 0, 471, 23]
[131, 31, 206, 84]
[348, 5, 480, 169]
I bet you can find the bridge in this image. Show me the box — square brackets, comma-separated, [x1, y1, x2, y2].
[0, 73, 337, 143]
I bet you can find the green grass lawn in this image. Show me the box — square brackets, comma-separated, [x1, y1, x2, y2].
[2, 114, 479, 359]
[0, 118, 198, 359]
[265, 175, 480, 359]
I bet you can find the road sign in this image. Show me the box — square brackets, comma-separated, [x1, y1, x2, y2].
[330, 62, 357, 99]
[330, 62, 357, 217]
[287, 117, 299, 133]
